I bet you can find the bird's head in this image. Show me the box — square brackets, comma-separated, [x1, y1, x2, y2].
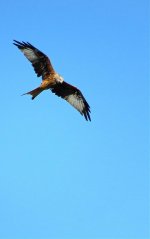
[55, 73, 64, 83]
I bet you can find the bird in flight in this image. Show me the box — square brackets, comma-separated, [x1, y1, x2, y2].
[13, 40, 91, 121]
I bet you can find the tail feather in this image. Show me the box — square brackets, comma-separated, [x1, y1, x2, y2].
[22, 87, 43, 100]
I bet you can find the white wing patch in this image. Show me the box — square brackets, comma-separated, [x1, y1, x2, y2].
[66, 94, 85, 115]
[21, 48, 38, 62]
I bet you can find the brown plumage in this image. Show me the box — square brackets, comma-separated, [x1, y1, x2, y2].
[13, 40, 91, 121]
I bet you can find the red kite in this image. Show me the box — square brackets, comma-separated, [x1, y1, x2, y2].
[14, 40, 91, 121]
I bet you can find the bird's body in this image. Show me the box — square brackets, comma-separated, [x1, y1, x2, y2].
[13, 40, 91, 121]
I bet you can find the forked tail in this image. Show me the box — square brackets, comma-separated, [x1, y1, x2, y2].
[22, 87, 43, 100]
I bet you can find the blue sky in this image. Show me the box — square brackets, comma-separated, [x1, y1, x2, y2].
[0, 0, 149, 238]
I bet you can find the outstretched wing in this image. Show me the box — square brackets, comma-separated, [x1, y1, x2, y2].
[13, 40, 55, 79]
[51, 82, 91, 121]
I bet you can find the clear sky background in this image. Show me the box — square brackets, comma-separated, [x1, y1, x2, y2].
[0, 0, 149, 239]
